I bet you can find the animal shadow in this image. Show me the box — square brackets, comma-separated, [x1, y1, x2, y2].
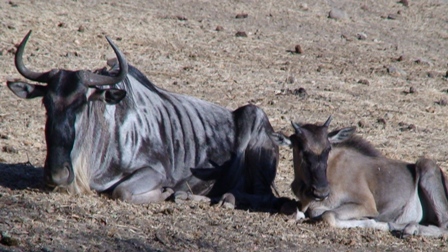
[0, 162, 44, 190]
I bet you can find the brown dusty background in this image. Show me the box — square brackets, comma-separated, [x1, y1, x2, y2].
[0, 0, 447, 251]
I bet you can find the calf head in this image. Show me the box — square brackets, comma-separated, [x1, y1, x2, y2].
[271, 116, 356, 201]
[7, 31, 128, 188]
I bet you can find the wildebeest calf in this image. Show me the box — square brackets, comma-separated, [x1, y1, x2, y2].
[272, 116, 448, 237]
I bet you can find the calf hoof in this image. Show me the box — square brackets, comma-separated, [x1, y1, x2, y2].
[218, 193, 236, 209]
[402, 222, 419, 237]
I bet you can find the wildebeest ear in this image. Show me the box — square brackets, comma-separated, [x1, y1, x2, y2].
[7, 81, 47, 99]
[88, 88, 126, 104]
[270, 132, 292, 147]
[328, 126, 356, 144]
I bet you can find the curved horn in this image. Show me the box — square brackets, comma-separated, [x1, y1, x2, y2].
[15, 30, 53, 83]
[79, 36, 128, 87]
[291, 121, 302, 134]
[323, 115, 332, 127]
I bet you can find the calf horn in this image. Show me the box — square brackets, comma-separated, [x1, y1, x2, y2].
[323, 115, 332, 127]
[78, 36, 128, 87]
[291, 121, 302, 134]
[15, 30, 55, 83]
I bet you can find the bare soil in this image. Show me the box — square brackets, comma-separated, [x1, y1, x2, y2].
[0, 0, 447, 251]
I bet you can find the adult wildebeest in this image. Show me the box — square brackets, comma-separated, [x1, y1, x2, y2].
[272, 116, 448, 237]
[7, 30, 284, 209]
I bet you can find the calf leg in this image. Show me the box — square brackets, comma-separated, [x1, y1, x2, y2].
[112, 167, 173, 204]
[389, 222, 448, 237]
[320, 202, 382, 229]
[415, 158, 448, 227]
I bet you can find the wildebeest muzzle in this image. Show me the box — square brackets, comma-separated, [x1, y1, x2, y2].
[44, 161, 74, 187]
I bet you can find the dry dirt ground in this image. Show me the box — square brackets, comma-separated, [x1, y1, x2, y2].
[0, 0, 447, 251]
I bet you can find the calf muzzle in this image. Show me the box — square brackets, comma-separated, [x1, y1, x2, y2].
[311, 185, 330, 200]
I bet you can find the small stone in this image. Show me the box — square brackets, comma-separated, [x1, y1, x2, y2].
[409, 86, 417, 94]
[58, 22, 67, 28]
[287, 76, 295, 84]
[176, 16, 188, 21]
[436, 99, 447, 106]
[8, 1, 18, 7]
[377, 118, 386, 125]
[294, 44, 303, 54]
[387, 65, 406, 77]
[445, 70, 448, 78]
[294, 87, 307, 98]
[414, 58, 433, 66]
[78, 25, 85, 32]
[358, 120, 367, 128]
[328, 8, 348, 20]
[299, 3, 309, 11]
[426, 106, 435, 113]
[397, 55, 406, 62]
[235, 31, 247, 37]
[399, 0, 409, 7]
[235, 13, 248, 19]
[360, 5, 369, 11]
[387, 14, 398, 20]
[357, 79, 370, 85]
[356, 32, 367, 40]
[341, 33, 353, 41]
[2, 145, 18, 154]
[427, 72, 436, 78]
[215, 25, 224, 32]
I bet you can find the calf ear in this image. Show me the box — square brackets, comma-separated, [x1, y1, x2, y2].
[270, 132, 292, 147]
[88, 88, 126, 105]
[7, 81, 47, 99]
[328, 126, 356, 144]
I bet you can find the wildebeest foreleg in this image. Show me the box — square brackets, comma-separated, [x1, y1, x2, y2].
[112, 167, 173, 204]
[415, 158, 448, 228]
[173, 191, 211, 203]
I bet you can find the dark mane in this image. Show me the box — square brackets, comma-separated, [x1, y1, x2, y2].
[333, 134, 382, 158]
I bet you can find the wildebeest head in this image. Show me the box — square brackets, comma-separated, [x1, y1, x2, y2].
[271, 116, 356, 201]
[7, 30, 128, 188]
